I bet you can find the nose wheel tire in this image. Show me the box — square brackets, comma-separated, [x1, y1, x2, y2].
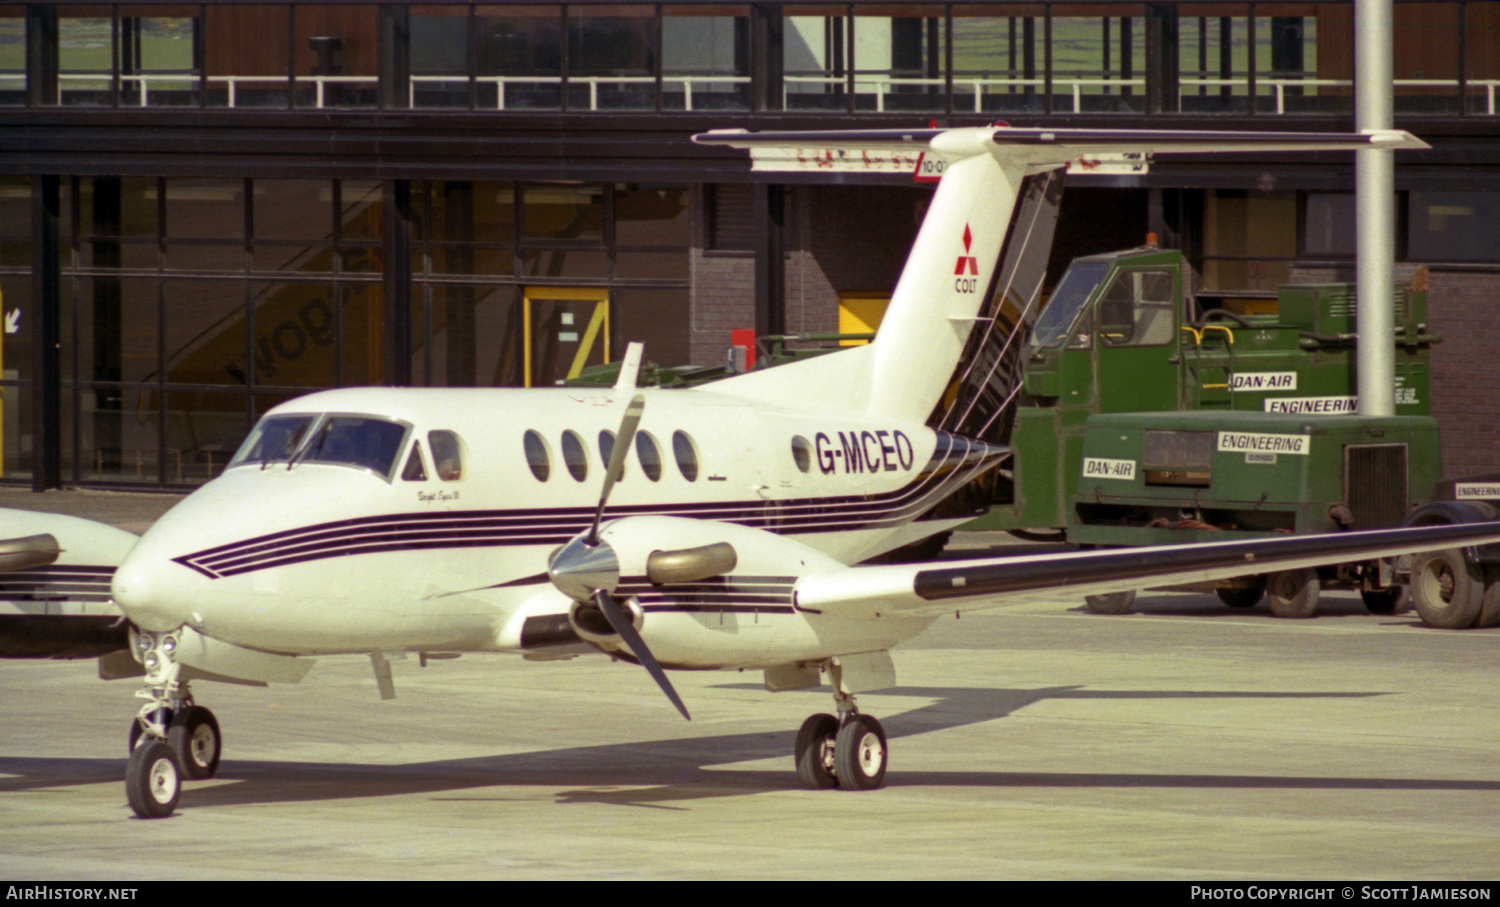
[795, 713, 840, 789]
[834, 714, 888, 791]
[168, 706, 221, 780]
[126, 740, 181, 819]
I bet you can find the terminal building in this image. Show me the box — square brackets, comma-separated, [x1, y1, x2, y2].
[0, 1, 1497, 490]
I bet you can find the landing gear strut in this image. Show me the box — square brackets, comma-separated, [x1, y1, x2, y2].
[126, 629, 222, 818]
[792, 662, 888, 791]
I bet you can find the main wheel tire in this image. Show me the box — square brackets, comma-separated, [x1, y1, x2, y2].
[126, 740, 181, 819]
[1411, 549, 1484, 629]
[1266, 568, 1320, 619]
[168, 706, 221, 780]
[795, 713, 839, 790]
[1217, 582, 1264, 609]
[1360, 586, 1407, 615]
[1084, 590, 1136, 615]
[834, 714, 888, 791]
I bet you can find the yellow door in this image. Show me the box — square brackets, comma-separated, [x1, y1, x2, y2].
[523, 287, 610, 387]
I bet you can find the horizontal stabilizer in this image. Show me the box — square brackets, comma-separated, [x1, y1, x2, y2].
[695, 126, 1427, 174]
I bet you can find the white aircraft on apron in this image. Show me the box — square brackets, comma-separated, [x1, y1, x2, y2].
[8, 125, 1496, 819]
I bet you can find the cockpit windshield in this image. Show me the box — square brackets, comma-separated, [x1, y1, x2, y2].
[229, 414, 410, 478]
[229, 415, 317, 468]
[1029, 260, 1111, 350]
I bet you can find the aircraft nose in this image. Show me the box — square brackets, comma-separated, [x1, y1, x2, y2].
[113, 548, 192, 632]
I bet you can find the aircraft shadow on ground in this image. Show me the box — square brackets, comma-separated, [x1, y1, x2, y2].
[4, 684, 1485, 813]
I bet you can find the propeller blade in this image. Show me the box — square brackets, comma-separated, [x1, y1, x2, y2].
[587, 394, 645, 545]
[593, 589, 690, 721]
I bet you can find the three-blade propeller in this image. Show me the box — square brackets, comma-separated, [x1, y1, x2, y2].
[549, 394, 692, 721]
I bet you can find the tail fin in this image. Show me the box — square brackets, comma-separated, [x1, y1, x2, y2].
[695, 127, 1426, 424]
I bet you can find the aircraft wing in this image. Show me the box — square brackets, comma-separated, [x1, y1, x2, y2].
[794, 521, 1500, 620]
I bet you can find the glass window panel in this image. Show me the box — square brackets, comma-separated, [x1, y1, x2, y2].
[0, 376, 32, 480]
[853, 11, 947, 113]
[636, 430, 661, 482]
[1051, 5, 1146, 115]
[340, 283, 383, 386]
[339, 181, 383, 244]
[951, 10, 1052, 114]
[662, 6, 748, 111]
[569, 6, 656, 111]
[162, 279, 246, 387]
[412, 283, 521, 387]
[561, 429, 587, 481]
[1201, 190, 1296, 291]
[77, 277, 159, 384]
[785, 7, 848, 111]
[1, 11, 26, 106]
[0, 176, 25, 239]
[522, 184, 603, 241]
[1390, 2, 1461, 115]
[614, 186, 688, 248]
[59, 9, 113, 107]
[79, 401, 160, 484]
[1409, 192, 1500, 263]
[412, 5, 473, 109]
[131, 8, 201, 108]
[249, 282, 338, 388]
[165, 243, 243, 273]
[1303, 193, 1356, 258]
[521, 248, 609, 279]
[476, 4, 561, 110]
[254, 180, 334, 243]
[613, 287, 689, 368]
[294, 4, 378, 109]
[164, 389, 252, 483]
[523, 429, 551, 481]
[79, 177, 158, 240]
[0, 274, 30, 382]
[166, 178, 243, 242]
[1465, 2, 1500, 115]
[429, 429, 464, 480]
[205, 5, 290, 109]
[671, 430, 698, 481]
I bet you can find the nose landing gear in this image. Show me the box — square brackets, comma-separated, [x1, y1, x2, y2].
[126, 630, 222, 818]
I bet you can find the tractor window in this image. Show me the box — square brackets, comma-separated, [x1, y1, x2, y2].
[1098, 270, 1175, 348]
[1032, 260, 1110, 350]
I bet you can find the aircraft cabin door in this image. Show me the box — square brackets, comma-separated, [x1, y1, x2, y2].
[523, 287, 610, 387]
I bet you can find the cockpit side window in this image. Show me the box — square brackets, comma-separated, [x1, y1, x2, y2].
[429, 430, 465, 481]
[401, 443, 428, 481]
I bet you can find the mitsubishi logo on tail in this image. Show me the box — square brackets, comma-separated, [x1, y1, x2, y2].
[954, 224, 979, 293]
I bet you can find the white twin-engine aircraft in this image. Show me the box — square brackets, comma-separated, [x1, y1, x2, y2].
[12, 125, 1500, 820]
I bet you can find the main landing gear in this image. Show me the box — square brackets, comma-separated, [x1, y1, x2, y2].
[792, 663, 888, 791]
[126, 630, 222, 818]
